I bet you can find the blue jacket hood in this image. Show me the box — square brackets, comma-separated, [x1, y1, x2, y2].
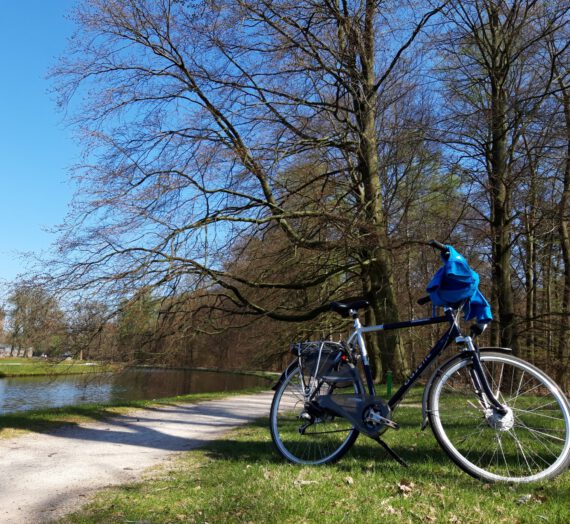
[426, 245, 492, 323]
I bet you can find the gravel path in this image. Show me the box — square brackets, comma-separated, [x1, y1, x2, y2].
[0, 391, 274, 523]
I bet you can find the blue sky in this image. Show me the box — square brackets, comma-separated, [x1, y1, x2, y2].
[0, 0, 77, 283]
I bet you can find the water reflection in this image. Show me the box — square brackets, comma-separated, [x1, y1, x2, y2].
[0, 368, 271, 414]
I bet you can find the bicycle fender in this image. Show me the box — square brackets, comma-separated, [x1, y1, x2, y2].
[420, 347, 513, 430]
[271, 360, 298, 391]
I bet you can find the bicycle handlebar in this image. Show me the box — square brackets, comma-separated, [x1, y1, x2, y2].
[428, 239, 448, 253]
[428, 240, 450, 261]
[417, 295, 431, 306]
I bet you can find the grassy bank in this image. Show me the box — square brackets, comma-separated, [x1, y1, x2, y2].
[133, 364, 279, 381]
[62, 404, 570, 524]
[0, 358, 121, 377]
[0, 358, 279, 380]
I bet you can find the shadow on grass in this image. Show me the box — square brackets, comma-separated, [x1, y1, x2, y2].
[0, 405, 126, 434]
[201, 417, 462, 475]
[0, 388, 270, 433]
[0, 392, 274, 455]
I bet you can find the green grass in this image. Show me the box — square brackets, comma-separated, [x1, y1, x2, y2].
[0, 358, 121, 377]
[61, 399, 570, 524]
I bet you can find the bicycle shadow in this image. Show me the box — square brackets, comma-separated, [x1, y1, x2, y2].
[199, 417, 469, 476]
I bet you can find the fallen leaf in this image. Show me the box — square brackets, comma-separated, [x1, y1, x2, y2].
[344, 476, 354, 485]
[294, 479, 317, 487]
[516, 494, 532, 505]
[379, 500, 399, 515]
[397, 479, 415, 497]
[263, 469, 272, 480]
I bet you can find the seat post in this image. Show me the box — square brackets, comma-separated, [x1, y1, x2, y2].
[353, 314, 376, 396]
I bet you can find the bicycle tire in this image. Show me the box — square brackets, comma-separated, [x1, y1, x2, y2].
[270, 363, 361, 465]
[428, 351, 570, 482]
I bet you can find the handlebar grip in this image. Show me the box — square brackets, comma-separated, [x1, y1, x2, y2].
[428, 240, 450, 259]
[417, 295, 431, 306]
[428, 239, 447, 252]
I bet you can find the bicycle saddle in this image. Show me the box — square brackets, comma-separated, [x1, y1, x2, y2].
[330, 299, 370, 317]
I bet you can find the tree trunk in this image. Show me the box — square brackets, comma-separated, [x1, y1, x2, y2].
[488, 7, 517, 354]
[355, 1, 408, 381]
[557, 83, 570, 390]
[523, 135, 537, 362]
[546, 233, 554, 359]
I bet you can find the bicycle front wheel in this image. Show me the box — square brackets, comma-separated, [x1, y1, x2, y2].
[428, 351, 570, 482]
[270, 364, 361, 465]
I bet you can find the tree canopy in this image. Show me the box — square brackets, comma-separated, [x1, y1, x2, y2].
[32, 0, 570, 384]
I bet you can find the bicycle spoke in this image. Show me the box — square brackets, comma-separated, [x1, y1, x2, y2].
[507, 381, 544, 404]
[508, 429, 533, 476]
[515, 422, 567, 444]
[304, 428, 353, 436]
[509, 427, 546, 472]
[512, 399, 561, 416]
[496, 434, 510, 478]
[462, 425, 493, 461]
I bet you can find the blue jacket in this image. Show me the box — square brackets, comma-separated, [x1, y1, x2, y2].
[426, 245, 492, 323]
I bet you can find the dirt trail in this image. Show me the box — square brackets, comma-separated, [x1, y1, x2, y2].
[0, 391, 274, 523]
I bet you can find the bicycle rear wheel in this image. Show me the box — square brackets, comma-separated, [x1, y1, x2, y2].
[270, 363, 361, 465]
[428, 351, 570, 482]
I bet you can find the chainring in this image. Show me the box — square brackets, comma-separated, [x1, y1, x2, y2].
[362, 400, 391, 433]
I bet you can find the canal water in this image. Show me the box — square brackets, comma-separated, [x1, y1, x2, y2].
[0, 368, 272, 414]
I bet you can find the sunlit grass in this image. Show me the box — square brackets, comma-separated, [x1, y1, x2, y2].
[0, 358, 121, 377]
[62, 404, 570, 524]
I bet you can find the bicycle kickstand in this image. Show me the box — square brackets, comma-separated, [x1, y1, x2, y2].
[374, 438, 409, 468]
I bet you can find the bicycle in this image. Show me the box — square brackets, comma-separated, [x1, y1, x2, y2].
[269, 241, 570, 483]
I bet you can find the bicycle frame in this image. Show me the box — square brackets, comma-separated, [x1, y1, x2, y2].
[346, 307, 506, 413]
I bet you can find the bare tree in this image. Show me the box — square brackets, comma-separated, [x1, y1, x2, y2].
[51, 0, 446, 377]
[434, 0, 569, 353]
[6, 283, 64, 356]
[65, 300, 111, 360]
[545, 24, 570, 388]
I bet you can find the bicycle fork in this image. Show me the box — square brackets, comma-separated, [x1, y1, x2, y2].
[458, 336, 508, 415]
